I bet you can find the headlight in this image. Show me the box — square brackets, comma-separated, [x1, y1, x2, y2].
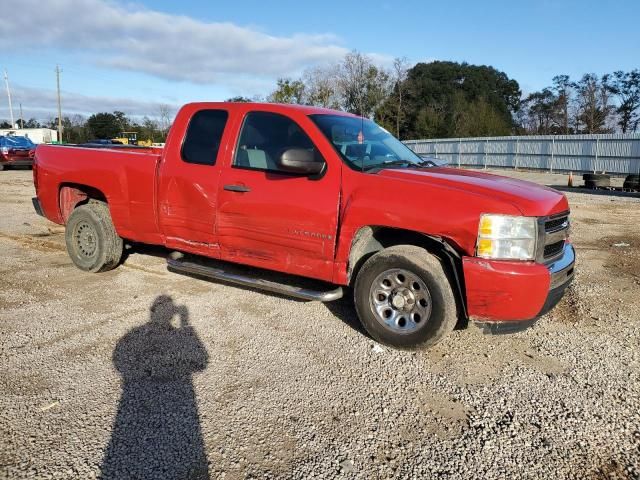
[476, 214, 537, 260]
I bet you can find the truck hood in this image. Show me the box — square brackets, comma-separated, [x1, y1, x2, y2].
[378, 168, 569, 216]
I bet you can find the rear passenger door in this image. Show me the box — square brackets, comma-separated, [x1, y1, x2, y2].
[217, 110, 340, 282]
[157, 108, 230, 255]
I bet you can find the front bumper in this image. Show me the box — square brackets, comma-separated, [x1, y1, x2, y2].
[464, 244, 575, 333]
[538, 243, 575, 315]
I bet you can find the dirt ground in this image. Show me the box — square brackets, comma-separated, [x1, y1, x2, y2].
[1, 168, 639, 479]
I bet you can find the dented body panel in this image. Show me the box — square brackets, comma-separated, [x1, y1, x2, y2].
[463, 257, 550, 321]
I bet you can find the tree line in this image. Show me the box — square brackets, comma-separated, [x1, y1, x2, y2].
[233, 52, 639, 139]
[2, 53, 638, 141]
[518, 71, 640, 135]
[0, 106, 173, 144]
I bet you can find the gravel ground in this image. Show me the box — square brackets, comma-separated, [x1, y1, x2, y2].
[1, 168, 639, 479]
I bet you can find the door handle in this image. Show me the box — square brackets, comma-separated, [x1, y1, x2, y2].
[223, 184, 251, 193]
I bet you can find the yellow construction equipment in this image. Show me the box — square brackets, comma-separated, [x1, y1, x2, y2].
[112, 131, 153, 147]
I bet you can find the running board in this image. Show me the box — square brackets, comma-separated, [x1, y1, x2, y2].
[167, 252, 344, 302]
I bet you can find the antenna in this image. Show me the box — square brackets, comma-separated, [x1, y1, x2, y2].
[4, 69, 15, 127]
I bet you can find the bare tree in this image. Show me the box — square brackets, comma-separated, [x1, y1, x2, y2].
[303, 64, 340, 108]
[573, 74, 613, 133]
[393, 57, 410, 138]
[520, 89, 557, 134]
[605, 70, 640, 133]
[337, 50, 391, 118]
[552, 75, 572, 134]
[157, 104, 173, 135]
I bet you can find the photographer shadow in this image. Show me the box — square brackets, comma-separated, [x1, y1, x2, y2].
[100, 295, 210, 480]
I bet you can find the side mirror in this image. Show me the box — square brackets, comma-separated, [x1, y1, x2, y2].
[278, 148, 325, 176]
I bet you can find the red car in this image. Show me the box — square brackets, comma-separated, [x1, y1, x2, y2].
[31, 102, 574, 349]
[0, 135, 36, 170]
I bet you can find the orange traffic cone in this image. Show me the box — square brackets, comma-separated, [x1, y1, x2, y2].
[568, 171, 573, 187]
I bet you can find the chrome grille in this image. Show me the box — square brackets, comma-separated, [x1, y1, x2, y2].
[545, 215, 569, 233]
[544, 240, 565, 258]
[537, 211, 570, 263]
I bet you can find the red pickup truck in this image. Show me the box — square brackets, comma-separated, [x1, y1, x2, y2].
[32, 102, 574, 348]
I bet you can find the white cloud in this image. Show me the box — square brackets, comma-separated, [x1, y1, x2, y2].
[5, 84, 178, 121]
[0, 0, 350, 84]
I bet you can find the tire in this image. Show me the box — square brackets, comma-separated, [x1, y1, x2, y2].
[65, 201, 123, 272]
[584, 177, 610, 189]
[583, 173, 609, 181]
[0, 164, 5, 171]
[625, 175, 640, 183]
[353, 245, 458, 349]
[623, 181, 640, 191]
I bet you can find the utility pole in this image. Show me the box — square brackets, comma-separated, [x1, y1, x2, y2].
[19, 103, 24, 129]
[4, 69, 15, 127]
[55, 65, 63, 143]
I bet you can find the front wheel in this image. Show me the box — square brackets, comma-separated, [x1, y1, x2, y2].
[65, 202, 123, 272]
[354, 245, 458, 349]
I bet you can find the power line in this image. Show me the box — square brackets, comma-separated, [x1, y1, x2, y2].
[56, 65, 63, 142]
[4, 69, 15, 127]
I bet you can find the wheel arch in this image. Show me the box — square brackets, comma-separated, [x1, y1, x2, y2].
[58, 183, 108, 223]
[347, 225, 468, 321]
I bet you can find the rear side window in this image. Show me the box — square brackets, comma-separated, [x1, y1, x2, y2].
[181, 109, 228, 165]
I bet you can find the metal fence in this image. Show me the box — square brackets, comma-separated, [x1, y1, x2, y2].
[404, 134, 640, 175]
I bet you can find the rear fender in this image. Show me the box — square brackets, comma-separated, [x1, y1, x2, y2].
[58, 184, 107, 223]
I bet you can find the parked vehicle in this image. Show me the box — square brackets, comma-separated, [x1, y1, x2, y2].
[0, 135, 36, 170]
[32, 102, 575, 348]
[84, 139, 124, 145]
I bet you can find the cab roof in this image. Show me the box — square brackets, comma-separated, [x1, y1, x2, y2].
[182, 101, 360, 118]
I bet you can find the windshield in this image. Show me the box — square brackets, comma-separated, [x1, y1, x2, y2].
[1, 136, 35, 148]
[309, 114, 424, 171]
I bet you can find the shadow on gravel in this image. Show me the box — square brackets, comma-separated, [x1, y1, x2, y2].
[120, 242, 173, 265]
[100, 295, 210, 480]
[322, 293, 370, 337]
[165, 251, 371, 339]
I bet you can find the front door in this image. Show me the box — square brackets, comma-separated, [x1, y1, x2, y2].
[157, 107, 231, 255]
[217, 110, 341, 281]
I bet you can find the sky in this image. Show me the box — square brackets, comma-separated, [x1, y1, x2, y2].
[1, 0, 638, 122]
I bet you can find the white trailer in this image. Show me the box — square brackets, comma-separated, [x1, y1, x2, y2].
[0, 128, 58, 144]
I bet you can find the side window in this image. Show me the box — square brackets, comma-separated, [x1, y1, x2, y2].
[181, 109, 229, 166]
[233, 111, 317, 172]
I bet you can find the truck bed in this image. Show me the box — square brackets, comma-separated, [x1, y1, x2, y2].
[34, 144, 164, 243]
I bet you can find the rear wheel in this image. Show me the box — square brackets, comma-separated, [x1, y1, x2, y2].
[65, 202, 123, 272]
[354, 245, 458, 349]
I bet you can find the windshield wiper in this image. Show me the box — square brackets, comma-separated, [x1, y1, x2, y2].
[363, 159, 431, 171]
[417, 159, 436, 167]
